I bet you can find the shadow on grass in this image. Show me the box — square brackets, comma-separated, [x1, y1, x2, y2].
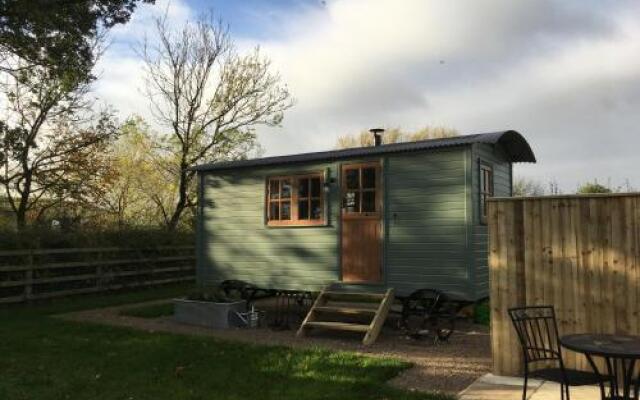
[119, 302, 174, 318]
[0, 286, 453, 400]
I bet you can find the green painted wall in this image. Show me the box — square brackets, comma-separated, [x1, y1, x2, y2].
[470, 143, 513, 299]
[384, 148, 473, 299]
[198, 162, 341, 292]
[197, 144, 513, 300]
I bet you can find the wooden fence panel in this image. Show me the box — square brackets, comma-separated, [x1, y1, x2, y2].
[488, 194, 640, 376]
[0, 246, 195, 304]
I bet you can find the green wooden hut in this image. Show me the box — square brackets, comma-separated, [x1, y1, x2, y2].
[193, 130, 535, 301]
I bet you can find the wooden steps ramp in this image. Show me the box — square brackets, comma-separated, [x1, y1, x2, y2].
[296, 285, 395, 346]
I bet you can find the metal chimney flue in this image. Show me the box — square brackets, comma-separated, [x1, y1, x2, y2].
[370, 128, 384, 147]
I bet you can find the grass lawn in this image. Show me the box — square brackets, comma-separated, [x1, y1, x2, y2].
[0, 285, 452, 400]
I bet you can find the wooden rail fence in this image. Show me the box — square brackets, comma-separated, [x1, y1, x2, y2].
[0, 246, 195, 304]
[488, 193, 640, 376]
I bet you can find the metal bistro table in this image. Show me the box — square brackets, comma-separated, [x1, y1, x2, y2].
[561, 334, 640, 400]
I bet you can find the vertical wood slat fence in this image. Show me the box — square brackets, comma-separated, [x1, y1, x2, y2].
[0, 246, 195, 304]
[488, 194, 640, 376]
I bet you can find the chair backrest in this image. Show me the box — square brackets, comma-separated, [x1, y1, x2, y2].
[508, 306, 563, 364]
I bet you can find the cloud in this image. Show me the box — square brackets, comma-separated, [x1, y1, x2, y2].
[93, 0, 640, 191]
[93, 0, 194, 125]
[253, 0, 640, 190]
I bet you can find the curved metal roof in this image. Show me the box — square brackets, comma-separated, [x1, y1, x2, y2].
[192, 130, 536, 172]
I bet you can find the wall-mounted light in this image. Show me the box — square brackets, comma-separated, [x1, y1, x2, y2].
[323, 181, 331, 193]
[323, 178, 336, 193]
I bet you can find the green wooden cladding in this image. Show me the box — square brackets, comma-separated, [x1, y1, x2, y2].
[197, 145, 514, 300]
[198, 163, 340, 292]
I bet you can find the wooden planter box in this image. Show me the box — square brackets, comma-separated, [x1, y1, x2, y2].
[173, 298, 247, 329]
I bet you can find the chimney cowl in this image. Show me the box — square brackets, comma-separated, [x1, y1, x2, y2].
[369, 128, 384, 147]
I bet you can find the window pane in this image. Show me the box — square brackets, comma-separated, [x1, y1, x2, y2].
[345, 169, 359, 189]
[298, 200, 309, 219]
[281, 201, 291, 220]
[311, 200, 322, 219]
[343, 191, 360, 213]
[362, 191, 376, 212]
[298, 178, 309, 198]
[269, 202, 279, 220]
[362, 167, 376, 189]
[281, 180, 292, 199]
[487, 172, 493, 195]
[269, 180, 280, 199]
[480, 167, 493, 195]
[310, 177, 321, 197]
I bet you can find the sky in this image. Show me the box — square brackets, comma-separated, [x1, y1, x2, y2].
[94, 0, 640, 192]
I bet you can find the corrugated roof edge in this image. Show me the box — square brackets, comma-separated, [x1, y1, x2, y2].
[191, 130, 536, 172]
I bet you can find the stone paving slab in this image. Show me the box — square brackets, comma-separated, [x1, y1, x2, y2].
[459, 373, 601, 400]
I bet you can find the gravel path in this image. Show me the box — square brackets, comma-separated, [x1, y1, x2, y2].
[58, 299, 491, 395]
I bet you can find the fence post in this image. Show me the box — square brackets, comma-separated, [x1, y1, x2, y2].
[150, 247, 157, 285]
[24, 250, 34, 301]
[96, 249, 103, 292]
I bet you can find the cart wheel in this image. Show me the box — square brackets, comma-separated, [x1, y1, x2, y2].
[428, 311, 456, 342]
[400, 289, 456, 342]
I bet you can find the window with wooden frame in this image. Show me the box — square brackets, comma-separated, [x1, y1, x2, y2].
[266, 174, 325, 226]
[479, 164, 494, 224]
[341, 163, 380, 216]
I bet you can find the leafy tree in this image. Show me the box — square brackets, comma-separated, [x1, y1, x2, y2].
[513, 177, 546, 197]
[0, 58, 118, 229]
[97, 117, 178, 228]
[577, 181, 612, 194]
[0, 0, 153, 78]
[335, 126, 457, 149]
[140, 12, 293, 231]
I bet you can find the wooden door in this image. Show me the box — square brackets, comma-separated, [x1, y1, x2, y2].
[340, 162, 382, 282]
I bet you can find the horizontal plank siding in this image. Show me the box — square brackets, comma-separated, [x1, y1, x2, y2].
[199, 162, 340, 291]
[472, 143, 513, 299]
[198, 146, 512, 299]
[385, 149, 473, 299]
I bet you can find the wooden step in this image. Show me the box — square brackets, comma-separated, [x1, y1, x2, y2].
[313, 306, 377, 315]
[297, 285, 395, 346]
[304, 321, 370, 332]
[323, 291, 386, 300]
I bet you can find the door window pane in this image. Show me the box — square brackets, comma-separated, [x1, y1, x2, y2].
[311, 200, 322, 219]
[362, 167, 376, 189]
[298, 178, 309, 197]
[281, 201, 291, 220]
[343, 191, 360, 213]
[298, 200, 309, 219]
[362, 191, 376, 212]
[269, 202, 279, 220]
[345, 169, 359, 189]
[310, 177, 321, 197]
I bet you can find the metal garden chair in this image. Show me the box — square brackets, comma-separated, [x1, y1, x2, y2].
[508, 306, 602, 400]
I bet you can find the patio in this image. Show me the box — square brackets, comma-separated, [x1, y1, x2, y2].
[460, 374, 600, 400]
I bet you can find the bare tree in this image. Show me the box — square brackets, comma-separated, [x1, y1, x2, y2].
[335, 126, 458, 149]
[0, 58, 118, 230]
[140, 12, 293, 231]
